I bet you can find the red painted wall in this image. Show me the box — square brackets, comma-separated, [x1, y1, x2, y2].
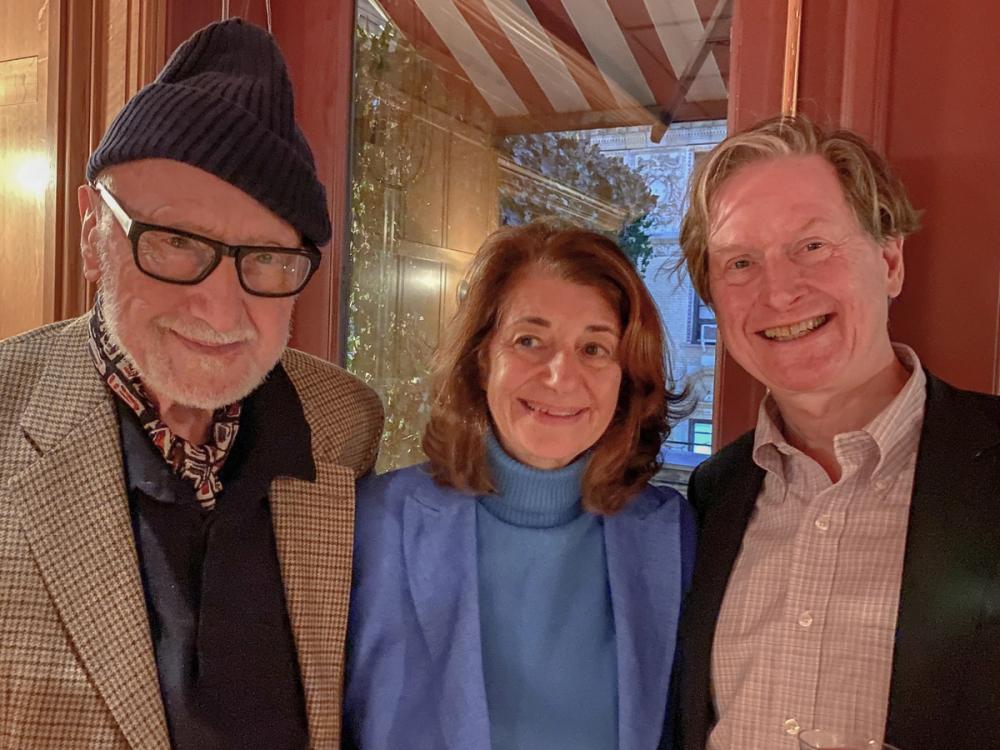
[882, 1, 1000, 394]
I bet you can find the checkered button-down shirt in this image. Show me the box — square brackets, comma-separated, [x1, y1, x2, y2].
[708, 345, 927, 750]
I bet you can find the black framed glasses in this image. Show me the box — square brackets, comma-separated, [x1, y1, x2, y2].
[94, 182, 321, 298]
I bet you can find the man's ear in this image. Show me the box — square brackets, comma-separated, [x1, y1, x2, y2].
[78, 184, 103, 283]
[883, 235, 905, 299]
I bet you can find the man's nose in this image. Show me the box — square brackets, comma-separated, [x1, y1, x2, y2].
[760, 256, 806, 310]
[185, 258, 248, 331]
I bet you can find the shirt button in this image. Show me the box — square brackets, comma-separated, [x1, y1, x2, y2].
[798, 610, 814, 628]
[815, 515, 830, 531]
[873, 478, 889, 493]
[784, 717, 801, 735]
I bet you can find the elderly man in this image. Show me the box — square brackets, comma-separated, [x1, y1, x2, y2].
[674, 116, 1000, 750]
[0, 19, 382, 750]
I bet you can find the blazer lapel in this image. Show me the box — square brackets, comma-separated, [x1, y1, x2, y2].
[270, 460, 358, 749]
[678, 434, 762, 750]
[403, 486, 491, 750]
[886, 374, 1000, 748]
[7, 318, 169, 749]
[605, 491, 683, 750]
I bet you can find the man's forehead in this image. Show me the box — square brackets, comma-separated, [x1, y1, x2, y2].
[714, 154, 843, 203]
[707, 156, 853, 242]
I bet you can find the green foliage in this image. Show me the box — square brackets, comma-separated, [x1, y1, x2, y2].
[618, 212, 656, 274]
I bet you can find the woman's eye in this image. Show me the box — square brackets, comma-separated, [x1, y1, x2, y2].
[515, 335, 539, 348]
[582, 342, 611, 357]
[730, 258, 752, 271]
[167, 236, 191, 249]
[804, 241, 825, 252]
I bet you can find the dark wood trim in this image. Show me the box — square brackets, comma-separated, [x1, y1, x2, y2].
[275, 1, 357, 363]
[781, 0, 802, 114]
[44, 0, 167, 324]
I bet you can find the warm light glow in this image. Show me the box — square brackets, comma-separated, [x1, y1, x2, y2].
[11, 153, 51, 196]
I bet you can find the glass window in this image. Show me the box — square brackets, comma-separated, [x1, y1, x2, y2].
[690, 288, 717, 344]
[346, 0, 731, 485]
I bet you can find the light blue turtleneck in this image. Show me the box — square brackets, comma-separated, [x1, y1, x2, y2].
[476, 434, 619, 750]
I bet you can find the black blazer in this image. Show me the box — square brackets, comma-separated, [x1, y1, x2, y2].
[675, 372, 1000, 750]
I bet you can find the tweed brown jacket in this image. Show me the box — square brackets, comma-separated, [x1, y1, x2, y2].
[0, 315, 384, 749]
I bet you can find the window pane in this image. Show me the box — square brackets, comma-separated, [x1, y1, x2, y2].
[347, 0, 731, 490]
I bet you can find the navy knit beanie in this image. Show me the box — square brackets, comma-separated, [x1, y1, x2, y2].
[86, 19, 331, 247]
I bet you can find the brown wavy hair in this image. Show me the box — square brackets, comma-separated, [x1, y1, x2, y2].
[679, 115, 921, 305]
[422, 221, 687, 515]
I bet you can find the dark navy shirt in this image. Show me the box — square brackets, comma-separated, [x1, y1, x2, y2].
[117, 365, 313, 749]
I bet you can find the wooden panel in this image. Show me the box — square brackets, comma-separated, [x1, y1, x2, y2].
[445, 132, 499, 254]
[0, 0, 166, 340]
[0, 58, 38, 106]
[401, 123, 447, 248]
[46, 0, 166, 326]
[49, 0, 97, 324]
[0, 1, 51, 339]
[395, 255, 444, 357]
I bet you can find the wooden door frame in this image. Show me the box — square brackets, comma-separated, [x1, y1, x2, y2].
[44, 0, 167, 324]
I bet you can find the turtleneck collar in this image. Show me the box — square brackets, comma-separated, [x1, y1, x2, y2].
[481, 431, 589, 528]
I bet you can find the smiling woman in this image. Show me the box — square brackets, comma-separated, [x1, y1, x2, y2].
[344, 221, 697, 750]
[424, 221, 689, 513]
[484, 274, 623, 471]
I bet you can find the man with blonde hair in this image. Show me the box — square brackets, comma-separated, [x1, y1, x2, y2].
[674, 116, 1000, 750]
[0, 19, 381, 748]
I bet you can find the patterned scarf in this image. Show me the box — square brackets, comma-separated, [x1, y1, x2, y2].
[88, 301, 241, 510]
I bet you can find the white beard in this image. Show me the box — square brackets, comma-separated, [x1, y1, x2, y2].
[97, 251, 289, 411]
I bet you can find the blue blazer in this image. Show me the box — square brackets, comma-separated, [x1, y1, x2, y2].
[344, 464, 696, 750]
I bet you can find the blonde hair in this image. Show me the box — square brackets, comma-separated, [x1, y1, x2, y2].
[680, 115, 920, 305]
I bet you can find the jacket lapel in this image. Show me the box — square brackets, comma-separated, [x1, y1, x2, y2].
[605, 489, 683, 750]
[403, 485, 491, 750]
[678, 433, 762, 750]
[270, 461, 358, 749]
[886, 373, 1000, 748]
[7, 318, 169, 749]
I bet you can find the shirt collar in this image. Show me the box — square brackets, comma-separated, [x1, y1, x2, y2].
[752, 343, 927, 484]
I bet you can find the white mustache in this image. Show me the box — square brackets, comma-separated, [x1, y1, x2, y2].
[156, 316, 256, 346]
